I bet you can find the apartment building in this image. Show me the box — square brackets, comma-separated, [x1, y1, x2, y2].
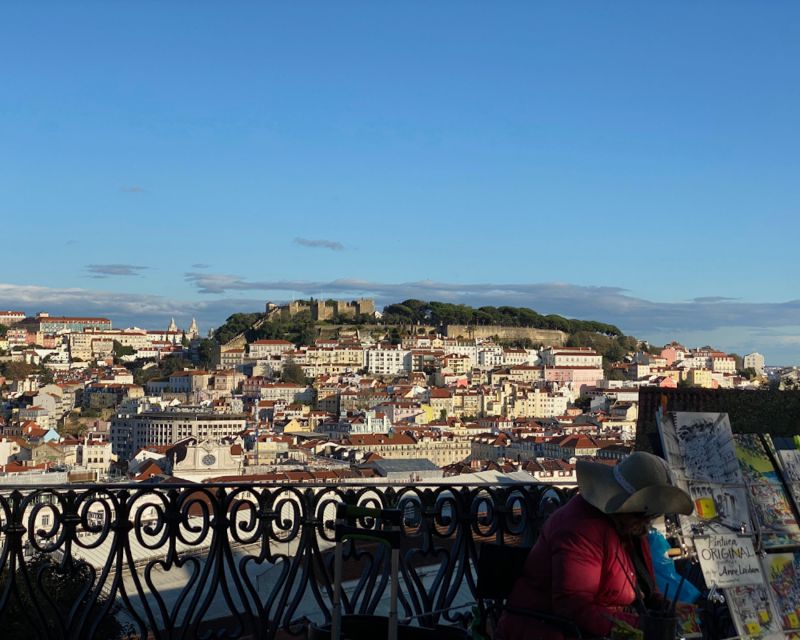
[365, 346, 412, 376]
[0, 311, 26, 325]
[687, 369, 715, 389]
[110, 410, 247, 460]
[342, 432, 470, 467]
[543, 367, 604, 395]
[442, 339, 479, 365]
[68, 330, 152, 361]
[168, 371, 212, 394]
[510, 388, 569, 419]
[540, 347, 603, 368]
[304, 345, 364, 368]
[743, 352, 765, 375]
[79, 439, 115, 475]
[33, 314, 112, 333]
[249, 339, 294, 360]
[711, 356, 736, 374]
[259, 383, 315, 405]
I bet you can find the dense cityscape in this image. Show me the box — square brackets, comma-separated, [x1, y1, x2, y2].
[3, 4, 799, 635]
[1, 300, 793, 486]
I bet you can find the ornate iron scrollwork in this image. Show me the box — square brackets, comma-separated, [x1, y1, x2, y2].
[0, 481, 575, 639]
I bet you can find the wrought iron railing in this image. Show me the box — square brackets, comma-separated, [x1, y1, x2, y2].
[0, 481, 575, 640]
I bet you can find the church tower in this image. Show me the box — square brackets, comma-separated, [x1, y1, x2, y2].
[188, 317, 199, 340]
[167, 317, 178, 332]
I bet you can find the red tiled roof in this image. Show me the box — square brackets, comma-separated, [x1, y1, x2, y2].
[344, 433, 417, 446]
[134, 459, 164, 481]
[1, 461, 50, 473]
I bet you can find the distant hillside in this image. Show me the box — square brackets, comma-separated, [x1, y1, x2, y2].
[210, 301, 636, 373]
[213, 299, 623, 344]
[381, 300, 622, 337]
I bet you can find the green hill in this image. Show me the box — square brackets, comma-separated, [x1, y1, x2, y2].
[209, 300, 638, 375]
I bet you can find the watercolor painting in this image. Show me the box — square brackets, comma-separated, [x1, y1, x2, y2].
[762, 552, 800, 633]
[682, 482, 752, 536]
[662, 412, 742, 484]
[766, 435, 800, 518]
[735, 434, 800, 548]
[726, 581, 783, 640]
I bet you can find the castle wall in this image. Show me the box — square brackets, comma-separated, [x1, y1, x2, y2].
[444, 325, 567, 346]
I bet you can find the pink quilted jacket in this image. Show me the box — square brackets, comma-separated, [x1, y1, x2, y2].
[496, 495, 654, 640]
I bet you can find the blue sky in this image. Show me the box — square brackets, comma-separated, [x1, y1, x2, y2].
[2, 2, 799, 364]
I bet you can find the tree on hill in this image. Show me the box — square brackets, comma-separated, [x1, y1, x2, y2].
[285, 311, 316, 346]
[638, 341, 663, 356]
[112, 340, 135, 361]
[37, 366, 54, 385]
[740, 367, 759, 380]
[214, 312, 263, 344]
[196, 338, 217, 368]
[129, 355, 195, 386]
[213, 310, 319, 348]
[567, 331, 636, 375]
[281, 359, 307, 385]
[212, 299, 627, 348]
[0, 361, 37, 381]
[382, 300, 622, 336]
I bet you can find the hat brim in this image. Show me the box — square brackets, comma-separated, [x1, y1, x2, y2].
[577, 459, 693, 516]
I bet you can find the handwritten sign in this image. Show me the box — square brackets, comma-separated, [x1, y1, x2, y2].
[694, 535, 763, 588]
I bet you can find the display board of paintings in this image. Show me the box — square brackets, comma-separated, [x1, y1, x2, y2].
[657, 412, 800, 639]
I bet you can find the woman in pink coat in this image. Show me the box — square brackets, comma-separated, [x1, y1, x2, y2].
[495, 452, 693, 640]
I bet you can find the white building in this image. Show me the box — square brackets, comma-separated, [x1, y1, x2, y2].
[441, 339, 479, 366]
[0, 311, 26, 325]
[259, 383, 315, 405]
[78, 439, 116, 476]
[744, 352, 765, 375]
[711, 356, 736, 374]
[0, 437, 31, 465]
[478, 347, 504, 370]
[348, 410, 392, 435]
[540, 347, 603, 368]
[110, 410, 247, 460]
[171, 440, 245, 481]
[248, 340, 294, 360]
[365, 346, 412, 376]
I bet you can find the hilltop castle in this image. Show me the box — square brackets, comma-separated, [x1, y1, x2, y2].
[265, 299, 375, 322]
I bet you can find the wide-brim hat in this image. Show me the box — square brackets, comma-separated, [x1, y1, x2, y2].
[577, 451, 693, 516]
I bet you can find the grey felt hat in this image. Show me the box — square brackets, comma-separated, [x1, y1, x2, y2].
[577, 451, 693, 516]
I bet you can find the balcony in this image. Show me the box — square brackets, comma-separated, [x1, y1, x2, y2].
[0, 480, 573, 640]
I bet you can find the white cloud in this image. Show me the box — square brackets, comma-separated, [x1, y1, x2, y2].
[86, 264, 149, 277]
[294, 237, 345, 251]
